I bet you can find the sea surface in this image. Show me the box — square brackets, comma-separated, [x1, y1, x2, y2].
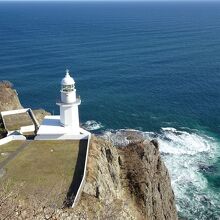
[0, 1, 220, 219]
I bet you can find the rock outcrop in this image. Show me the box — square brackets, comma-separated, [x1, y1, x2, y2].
[32, 109, 51, 124]
[0, 81, 22, 112]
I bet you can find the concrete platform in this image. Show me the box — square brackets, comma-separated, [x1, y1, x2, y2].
[35, 115, 90, 140]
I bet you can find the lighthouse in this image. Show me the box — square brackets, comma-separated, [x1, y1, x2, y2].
[35, 69, 90, 140]
[56, 70, 81, 134]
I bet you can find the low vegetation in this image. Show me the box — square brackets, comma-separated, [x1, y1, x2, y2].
[0, 80, 13, 89]
[3, 112, 34, 131]
[1, 140, 81, 204]
[0, 81, 22, 112]
[0, 141, 24, 163]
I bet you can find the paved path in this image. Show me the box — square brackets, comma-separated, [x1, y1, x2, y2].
[0, 141, 30, 170]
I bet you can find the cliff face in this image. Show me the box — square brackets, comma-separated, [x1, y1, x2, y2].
[70, 136, 177, 220]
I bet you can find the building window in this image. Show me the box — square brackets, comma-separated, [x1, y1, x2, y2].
[62, 85, 74, 92]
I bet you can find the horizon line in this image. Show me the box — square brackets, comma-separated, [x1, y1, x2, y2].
[1, 0, 220, 2]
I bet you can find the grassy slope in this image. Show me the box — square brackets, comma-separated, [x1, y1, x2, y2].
[0, 141, 24, 163]
[1, 140, 81, 207]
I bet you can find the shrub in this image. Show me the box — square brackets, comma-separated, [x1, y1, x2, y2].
[0, 80, 13, 88]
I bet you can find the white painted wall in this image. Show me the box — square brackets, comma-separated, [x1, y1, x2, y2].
[72, 131, 91, 207]
[61, 90, 76, 103]
[0, 135, 26, 145]
[20, 125, 35, 133]
[60, 105, 80, 133]
[1, 108, 29, 117]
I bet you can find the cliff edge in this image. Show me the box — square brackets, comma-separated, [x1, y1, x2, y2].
[0, 81, 22, 112]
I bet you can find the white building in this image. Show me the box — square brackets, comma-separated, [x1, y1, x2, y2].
[35, 70, 89, 140]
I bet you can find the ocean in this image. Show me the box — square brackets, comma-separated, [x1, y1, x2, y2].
[0, 1, 219, 219]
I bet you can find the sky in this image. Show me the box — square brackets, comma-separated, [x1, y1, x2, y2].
[0, 0, 219, 2]
[0, 0, 219, 1]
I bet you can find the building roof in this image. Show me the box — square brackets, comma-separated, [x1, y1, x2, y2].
[61, 70, 75, 85]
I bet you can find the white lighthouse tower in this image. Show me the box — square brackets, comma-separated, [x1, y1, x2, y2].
[35, 69, 90, 140]
[56, 70, 81, 134]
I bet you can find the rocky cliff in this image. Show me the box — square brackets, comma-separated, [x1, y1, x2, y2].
[0, 81, 22, 112]
[69, 136, 177, 220]
[0, 82, 178, 219]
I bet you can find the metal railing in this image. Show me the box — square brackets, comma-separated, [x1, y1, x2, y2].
[56, 95, 81, 105]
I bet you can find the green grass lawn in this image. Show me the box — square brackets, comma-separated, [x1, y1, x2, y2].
[0, 141, 24, 163]
[3, 112, 33, 131]
[1, 140, 84, 207]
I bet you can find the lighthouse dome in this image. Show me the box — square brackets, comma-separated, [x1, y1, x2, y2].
[61, 70, 75, 85]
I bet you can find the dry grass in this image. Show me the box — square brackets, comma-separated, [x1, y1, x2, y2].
[3, 112, 33, 131]
[32, 109, 51, 124]
[0, 141, 24, 163]
[1, 140, 81, 207]
[0, 81, 13, 89]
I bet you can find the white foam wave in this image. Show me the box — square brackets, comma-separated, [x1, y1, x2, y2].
[161, 127, 177, 132]
[82, 120, 103, 131]
[102, 127, 220, 219]
[102, 129, 143, 147]
[158, 128, 213, 156]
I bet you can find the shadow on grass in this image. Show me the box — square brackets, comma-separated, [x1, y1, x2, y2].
[63, 139, 88, 207]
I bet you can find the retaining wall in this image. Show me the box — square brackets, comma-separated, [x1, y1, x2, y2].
[72, 130, 91, 207]
[0, 135, 26, 145]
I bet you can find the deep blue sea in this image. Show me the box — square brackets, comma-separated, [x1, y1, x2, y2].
[0, 1, 220, 219]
